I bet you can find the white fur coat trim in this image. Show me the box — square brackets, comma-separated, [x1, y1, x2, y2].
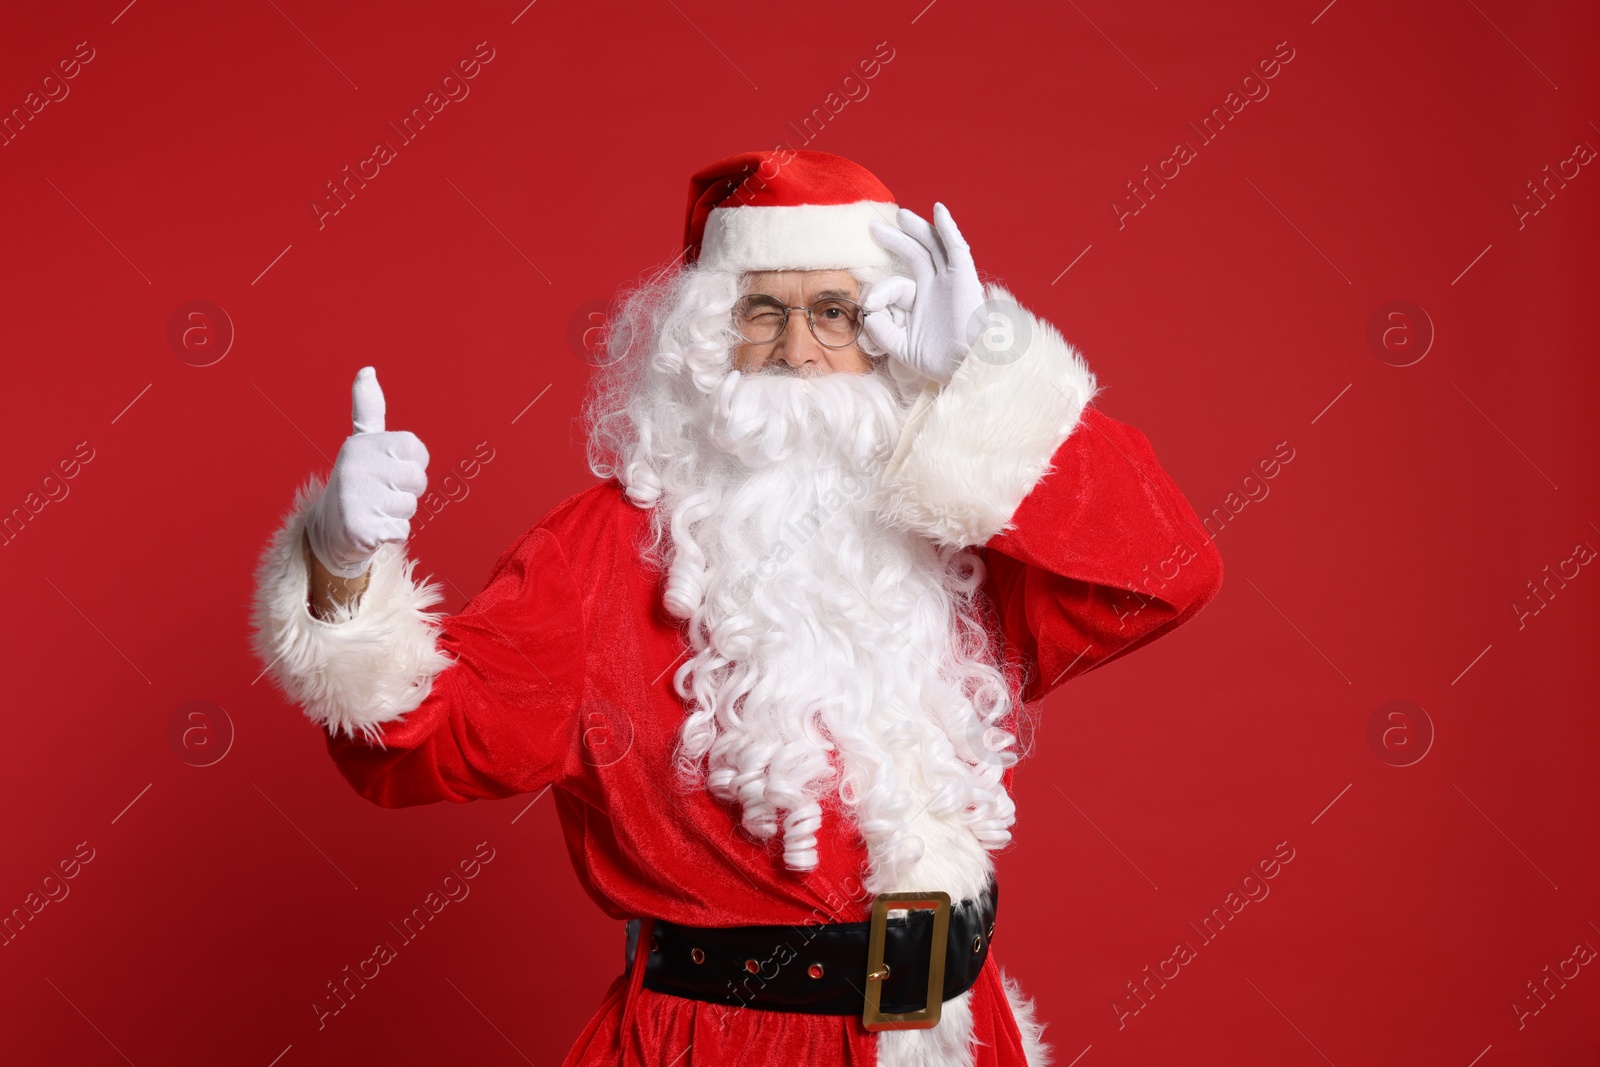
[875, 967, 1053, 1067]
[878, 753, 1045, 1066]
[877, 283, 1099, 549]
[248, 473, 455, 744]
[1000, 966, 1054, 1066]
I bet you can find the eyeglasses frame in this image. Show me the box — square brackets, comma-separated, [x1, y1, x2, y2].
[731, 294, 868, 351]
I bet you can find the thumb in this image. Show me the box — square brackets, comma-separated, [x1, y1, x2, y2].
[351, 366, 386, 435]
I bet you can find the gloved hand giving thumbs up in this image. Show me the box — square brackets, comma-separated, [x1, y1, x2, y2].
[304, 367, 430, 579]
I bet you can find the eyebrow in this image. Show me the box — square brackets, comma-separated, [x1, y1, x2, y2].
[742, 287, 859, 302]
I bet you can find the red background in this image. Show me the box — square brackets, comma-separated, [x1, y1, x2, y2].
[2, 0, 1597, 1064]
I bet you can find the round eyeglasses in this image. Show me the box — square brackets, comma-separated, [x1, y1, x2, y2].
[731, 294, 866, 350]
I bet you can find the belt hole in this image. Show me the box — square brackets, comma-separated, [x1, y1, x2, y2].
[691, 947, 705, 964]
[973, 934, 984, 954]
[867, 964, 890, 981]
[808, 963, 825, 979]
[649, 936, 659, 954]
[987, 922, 996, 939]
[744, 959, 760, 974]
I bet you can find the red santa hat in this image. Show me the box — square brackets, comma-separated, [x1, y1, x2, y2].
[684, 150, 900, 272]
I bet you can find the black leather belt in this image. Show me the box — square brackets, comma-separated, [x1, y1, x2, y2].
[624, 877, 997, 1030]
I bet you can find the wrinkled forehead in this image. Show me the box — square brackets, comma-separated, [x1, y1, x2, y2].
[739, 269, 860, 303]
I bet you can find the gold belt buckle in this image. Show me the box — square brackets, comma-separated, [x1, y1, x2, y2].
[862, 890, 951, 1031]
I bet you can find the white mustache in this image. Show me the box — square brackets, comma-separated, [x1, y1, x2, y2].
[702, 367, 904, 471]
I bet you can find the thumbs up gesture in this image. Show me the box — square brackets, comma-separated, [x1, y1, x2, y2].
[304, 367, 430, 579]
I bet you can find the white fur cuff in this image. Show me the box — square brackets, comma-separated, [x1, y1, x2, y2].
[876, 283, 1100, 548]
[249, 474, 456, 744]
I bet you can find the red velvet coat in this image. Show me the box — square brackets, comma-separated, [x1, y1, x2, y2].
[311, 405, 1222, 1066]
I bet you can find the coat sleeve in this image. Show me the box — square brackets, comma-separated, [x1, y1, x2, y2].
[249, 474, 587, 806]
[874, 282, 1223, 705]
[980, 407, 1224, 702]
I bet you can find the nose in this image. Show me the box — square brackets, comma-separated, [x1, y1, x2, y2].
[770, 308, 827, 373]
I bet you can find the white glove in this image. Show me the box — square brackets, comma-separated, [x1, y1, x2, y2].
[304, 367, 429, 579]
[864, 203, 986, 385]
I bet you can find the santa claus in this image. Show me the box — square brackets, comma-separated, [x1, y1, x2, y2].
[251, 150, 1223, 1066]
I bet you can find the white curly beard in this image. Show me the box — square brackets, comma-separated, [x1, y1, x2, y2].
[656, 361, 1018, 903]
